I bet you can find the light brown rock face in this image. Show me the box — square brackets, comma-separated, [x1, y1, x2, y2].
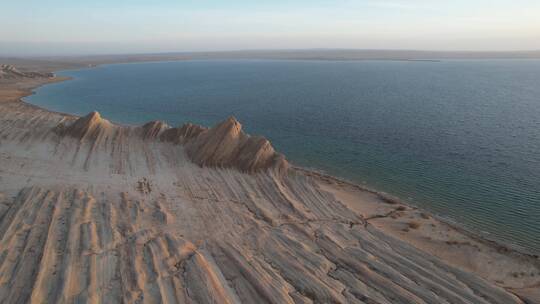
[60, 113, 288, 174]
[141, 120, 170, 140]
[58, 111, 114, 141]
[0, 64, 53, 79]
[160, 122, 207, 144]
[184, 117, 288, 173]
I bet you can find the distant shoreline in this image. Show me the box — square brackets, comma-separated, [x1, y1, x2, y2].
[3, 49, 540, 74]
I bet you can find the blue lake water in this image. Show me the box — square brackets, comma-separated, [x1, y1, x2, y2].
[26, 59, 540, 254]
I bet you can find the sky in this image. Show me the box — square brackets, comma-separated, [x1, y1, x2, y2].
[1, 0, 539, 56]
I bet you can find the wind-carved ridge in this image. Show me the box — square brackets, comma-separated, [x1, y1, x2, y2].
[57, 111, 289, 173]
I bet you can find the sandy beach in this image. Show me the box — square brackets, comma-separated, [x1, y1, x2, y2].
[0, 62, 539, 303]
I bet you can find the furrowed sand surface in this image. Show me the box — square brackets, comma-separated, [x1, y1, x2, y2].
[0, 65, 539, 303]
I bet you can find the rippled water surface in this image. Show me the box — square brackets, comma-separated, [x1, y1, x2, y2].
[27, 59, 540, 253]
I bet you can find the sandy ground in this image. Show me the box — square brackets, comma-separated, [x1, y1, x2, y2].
[0, 69, 538, 303]
[317, 176, 540, 302]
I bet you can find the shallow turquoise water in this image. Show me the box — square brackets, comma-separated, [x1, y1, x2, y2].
[26, 59, 540, 254]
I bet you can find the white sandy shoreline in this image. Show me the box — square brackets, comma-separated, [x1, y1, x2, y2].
[294, 165, 539, 256]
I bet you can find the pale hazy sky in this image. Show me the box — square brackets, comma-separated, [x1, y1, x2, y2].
[1, 0, 539, 56]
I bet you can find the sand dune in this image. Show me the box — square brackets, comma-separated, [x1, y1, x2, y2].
[0, 72, 538, 303]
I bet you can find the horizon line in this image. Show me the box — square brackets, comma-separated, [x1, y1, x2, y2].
[3, 48, 540, 59]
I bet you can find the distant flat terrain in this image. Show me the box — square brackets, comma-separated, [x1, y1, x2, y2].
[2, 49, 540, 72]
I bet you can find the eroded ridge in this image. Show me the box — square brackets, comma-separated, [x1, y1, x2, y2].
[0, 64, 54, 80]
[59, 112, 288, 173]
[0, 99, 537, 303]
[0, 184, 525, 304]
[183, 117, 288, 173]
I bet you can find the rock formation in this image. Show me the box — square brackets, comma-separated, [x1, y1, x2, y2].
[57, 111, 114, 141]
[0, 97, 536, 303]
[160, 122, 207, 144]
[141, 120, 170, 140]
[0, 64, 53, 80]
[183, 117, 288, 173]
[59, 112, 288, 173]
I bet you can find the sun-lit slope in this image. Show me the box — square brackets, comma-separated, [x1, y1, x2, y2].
[57, 112, 288, 174]
[0, 98, 528, 303]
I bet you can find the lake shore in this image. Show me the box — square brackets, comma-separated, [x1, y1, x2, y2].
[0, 62, 539, 303]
